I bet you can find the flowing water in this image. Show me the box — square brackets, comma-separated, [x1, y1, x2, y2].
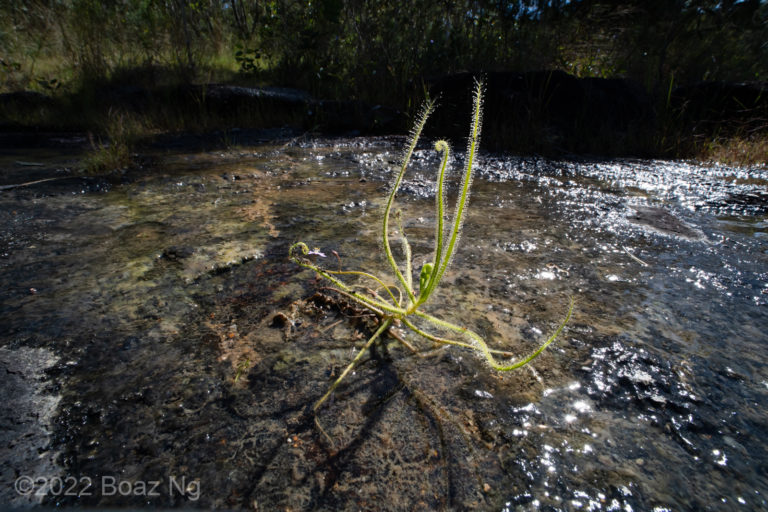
[0, 136, 766, 511]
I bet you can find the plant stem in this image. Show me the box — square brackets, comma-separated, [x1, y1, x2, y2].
[314, 317, 394, 412]
[417, 139, 450, 307]
[432, 80, 483, 294]
[382, 101, 435, 305]
[415, 297, 573, 371]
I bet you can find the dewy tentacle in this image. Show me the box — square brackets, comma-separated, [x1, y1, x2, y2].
[432, 80, 483, 293]
[415, 297, 573, 371]
[395, 211, 414, 301]
[382, 100, 435, 305]
[417, 139, 450, 306]
[401, 317, 515, 356]
[289, 242, 404, 315]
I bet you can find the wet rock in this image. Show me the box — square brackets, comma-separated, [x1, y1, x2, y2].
[0, 347, 62, 507]
[269, 312, 291, 329]
[183, 84, 310, 129]
[627, 206, 705, 240]
[109, 83, 404, 136]
[706, 190, 768, 216]
[578, 338, 702, 423]
[1, 137, 765, 510]
[161, 245, 195, 262]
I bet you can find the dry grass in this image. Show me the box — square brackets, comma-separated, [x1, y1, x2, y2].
[699, 134, 768, 168]
[80, 110, 148, 173]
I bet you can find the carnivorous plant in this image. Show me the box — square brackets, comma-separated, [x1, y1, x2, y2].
[290, 81, 573, 427]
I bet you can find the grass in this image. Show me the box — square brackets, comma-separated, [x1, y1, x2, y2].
[289, 80, 573, 443]
[80, 110, 147, 173]
[697, 134, 768, 168]
[2, 56, 764, 167]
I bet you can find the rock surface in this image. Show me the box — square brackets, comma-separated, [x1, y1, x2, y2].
[0, 347, 62, 507]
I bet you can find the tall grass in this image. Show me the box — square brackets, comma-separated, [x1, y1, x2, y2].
[81, 111, 147, 173]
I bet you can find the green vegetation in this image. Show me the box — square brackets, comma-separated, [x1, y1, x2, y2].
[290, 82, 573, 440]
[2, 1, 765, 99]
[1, 1, 766, 163]
[697, 134, 768, 168]
[80, 111, 146, 173]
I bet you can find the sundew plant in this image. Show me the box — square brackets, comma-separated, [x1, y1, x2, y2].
[290, 81, 573, 427]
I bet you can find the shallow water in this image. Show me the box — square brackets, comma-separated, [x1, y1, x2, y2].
[0, 137, 766, 510]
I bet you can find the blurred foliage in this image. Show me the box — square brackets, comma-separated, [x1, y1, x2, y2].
[1, 1, 765, 164]
[1, 0, 765, 102]
[81, 109, 146, 173]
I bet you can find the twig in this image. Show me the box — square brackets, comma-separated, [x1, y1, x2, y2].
[622, 245, 649, 266]
[0, 177, 68, 191]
